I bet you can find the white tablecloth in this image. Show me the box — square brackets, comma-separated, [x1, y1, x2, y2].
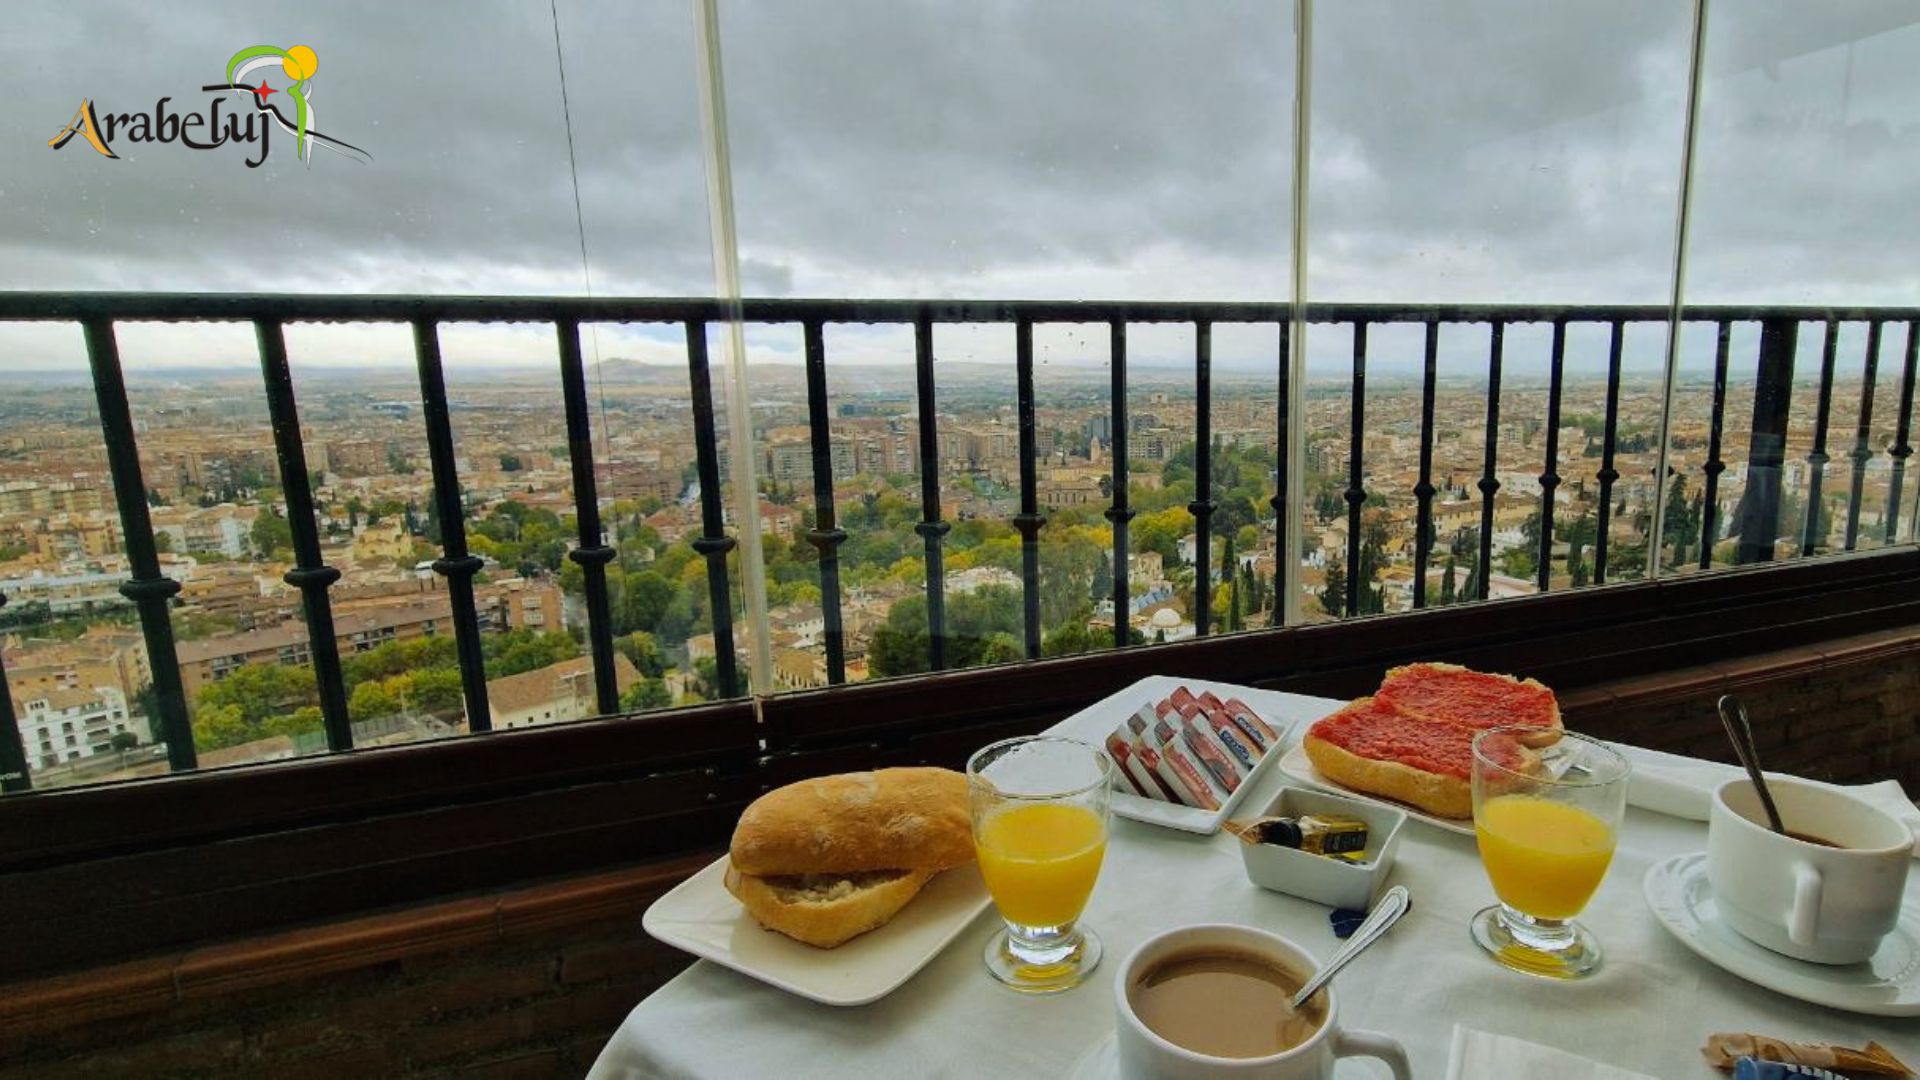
[589, 707, 1919, 1079]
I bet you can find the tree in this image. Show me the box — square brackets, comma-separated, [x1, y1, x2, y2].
[615, 631, 667, 678]
[251, 509, 294, 559]
[621, 677, 671, 711]
[154, 531, 174, 554]
[1566, 512, 1595, 588]
[1440, 555, 1457, 605]
[1319, 558, 1347, 618]
[499, 454, 524, 472]
[349, 681, 400, 722]
[109, 731, 138, 751]
[409, 668, 466, 713]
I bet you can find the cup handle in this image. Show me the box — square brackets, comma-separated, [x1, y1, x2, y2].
[1788, 862, 1822, 948]
[1334, 1028, 1412, 1080]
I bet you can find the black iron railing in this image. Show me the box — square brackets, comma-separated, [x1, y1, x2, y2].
[0, 294, 1915, 792]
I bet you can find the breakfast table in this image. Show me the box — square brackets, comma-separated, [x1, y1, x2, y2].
[587, 689, 1918, 1079]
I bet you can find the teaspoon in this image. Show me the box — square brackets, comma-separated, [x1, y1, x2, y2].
[1717, 694, 1786, 835]
[1290, 885, 1411, 1011]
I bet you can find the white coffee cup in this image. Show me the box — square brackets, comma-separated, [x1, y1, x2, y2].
[1114, 924, 1410, 1080]
[1706, 777, 1913, 965]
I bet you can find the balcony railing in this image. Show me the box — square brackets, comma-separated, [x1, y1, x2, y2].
[0, 293, 1915, 795]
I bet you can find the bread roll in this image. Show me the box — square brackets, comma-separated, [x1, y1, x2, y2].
[724, 866, 937, 949]
[729, 767, 974, 877]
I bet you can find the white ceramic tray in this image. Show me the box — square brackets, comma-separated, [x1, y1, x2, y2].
[1276, 741, 1476, 837]
[642, 855, 993, 1007]
[1643, 851, 1920, 1017]
[1045, 676, 1334, 835]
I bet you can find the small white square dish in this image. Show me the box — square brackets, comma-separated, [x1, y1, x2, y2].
[1234, 786, 1407, 910]
[1043, 676, 1341, 835]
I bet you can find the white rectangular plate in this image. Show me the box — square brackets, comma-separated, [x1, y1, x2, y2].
[1277, 741, 1475, 837]
[1044, 676, 1337, 835]
[642, 855, 993, 1007]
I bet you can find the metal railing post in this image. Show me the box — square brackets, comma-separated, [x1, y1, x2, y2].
[1190, 321, 1215, 634]
[1269, 321, 1290, 626]
[1476, 320, 1505, 600]
[1593, 321, 1625, 584]
[1736, 316, 1798, 564]
[1013, 317, 1044, 659]
[84, 318, 195, 771]
[1343, 321, 1368, 615]
[1801, 320, 1840, 556]
[256, 318, 352, 749]
[1415, 320, 1439, 606]
[912, 314, 950, 670]
[1699, 320, 1731, 568]
[801, 320, 849, 684]
[555, 318, 621, 714]
[1536, 318, 1566, 591]
[1106, 321, 1135, 648]
[1886, 321, 1918, 544]
[412, 318, 493, 729]
[684, 321, 741, 698]
[1844, 320, 1883, 551]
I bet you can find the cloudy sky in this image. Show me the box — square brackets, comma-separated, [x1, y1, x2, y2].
[1, 0, 1915, 374]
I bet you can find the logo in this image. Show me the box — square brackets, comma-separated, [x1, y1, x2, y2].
[48, 43, 370, 169]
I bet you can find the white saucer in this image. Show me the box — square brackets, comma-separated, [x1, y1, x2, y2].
[1643, 851, 1920, 1017]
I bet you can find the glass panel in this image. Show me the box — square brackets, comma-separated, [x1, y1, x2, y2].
[1681, 3, 1920, 562]
[1307, 1, 1693, 614]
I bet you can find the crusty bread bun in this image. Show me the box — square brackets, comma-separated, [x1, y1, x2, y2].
[1303, 730, 1472, 819]
[729, 767, 974, 877]
[724, 866, 938, 948]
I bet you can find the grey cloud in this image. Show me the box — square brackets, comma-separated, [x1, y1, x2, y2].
[0, 0, 1913, 359]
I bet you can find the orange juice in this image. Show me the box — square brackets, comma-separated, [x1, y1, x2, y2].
[975, 803, 1108, 927]
[1475, 794, 1615, 919]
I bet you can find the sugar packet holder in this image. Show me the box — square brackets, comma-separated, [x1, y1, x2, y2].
[1105, 688, 1282, 811]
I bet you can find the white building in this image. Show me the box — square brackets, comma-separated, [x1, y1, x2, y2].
[18, 685, 142, 770]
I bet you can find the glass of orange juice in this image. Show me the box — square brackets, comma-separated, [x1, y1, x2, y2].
[967, 735, 1114, 993]
[1470, 726, 1630, 980]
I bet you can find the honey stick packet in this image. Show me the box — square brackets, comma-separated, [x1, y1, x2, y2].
[1701, 1033, 1912, 1076]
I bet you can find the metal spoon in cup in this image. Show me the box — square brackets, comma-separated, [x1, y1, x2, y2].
[1716, 694, 1786, 835]
[1290, 885, 1411, 1011]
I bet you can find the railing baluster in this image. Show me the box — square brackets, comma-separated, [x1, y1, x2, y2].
[1190, 321, 1216, 634]
[1106, 320, 1134, 649]
[1414, 320, 1439, 607]
[84, 318, 195, 771]
[1593, 321, 1624, 585]
[412, 319, 492, 730]
[912, 315, 950, 671]
[1013, 318, 1044, 659]
[1886, 321, 1918, 544]
[1801, 320, 1840, 557]
[683, 321, 740, 698]
[1737, 317, 1799, 565]
[1476, 320, 1505, 600]
[801, 320, 849, 684]
[1269, 320, 1290, 626]
[256, 319, 351, 749]
[1698, 319, 1731, 569]
[1536, 318, 1566, 591]
[0, 596, 28, 792]
[555, 318, 620, 714]
[1844, 320, 1883, 551]
[1343, 321, 1368, 616]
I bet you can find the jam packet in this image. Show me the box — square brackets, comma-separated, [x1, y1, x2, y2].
[1701, 1034, 1911, 1077]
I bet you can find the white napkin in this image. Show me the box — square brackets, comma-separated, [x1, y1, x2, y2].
[1446, 1026, 1656, 1080]
[1615, 743, 1920, 858]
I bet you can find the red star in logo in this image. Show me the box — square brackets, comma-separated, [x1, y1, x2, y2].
[252, 80, 276, 101]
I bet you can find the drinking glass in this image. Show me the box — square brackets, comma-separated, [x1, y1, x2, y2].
[967, 735, 1114, 993]
[1470, 726, 1630, 979]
